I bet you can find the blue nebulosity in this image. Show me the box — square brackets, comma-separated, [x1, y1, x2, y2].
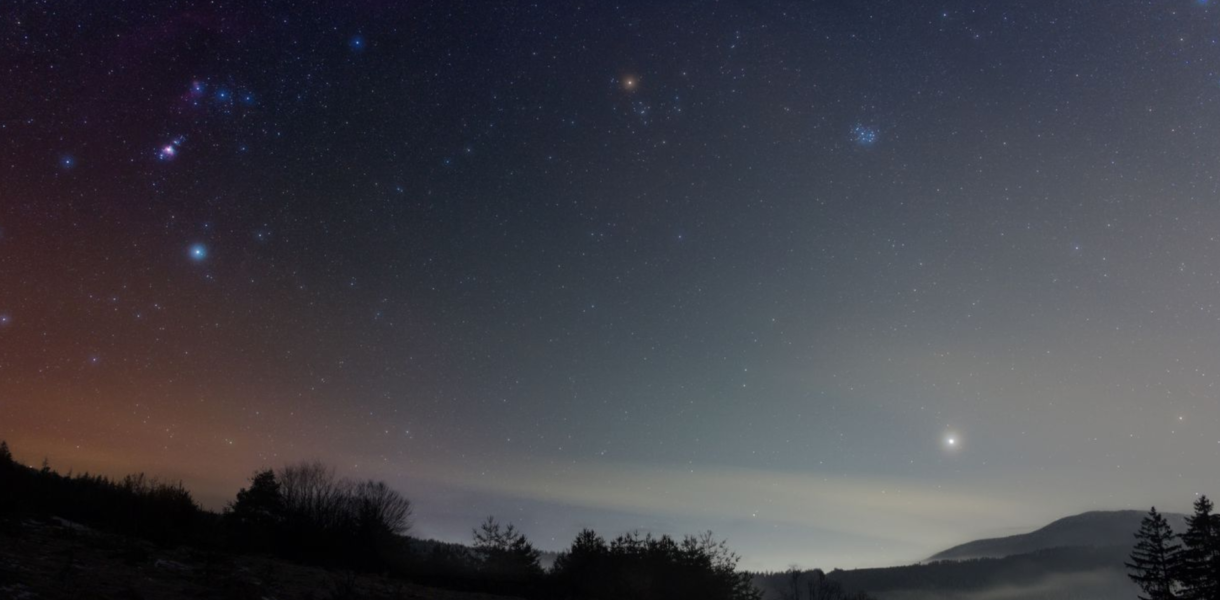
[157, 136, 185, 161]
[852, 124, 878, 146]
[188, 243, 208, 262]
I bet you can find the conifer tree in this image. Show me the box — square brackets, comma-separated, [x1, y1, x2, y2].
[229, 469, 285, 527]
[472, 517, 543, 584]
[1181, 496, 1220, 600]
[1127, 506, 1182, 600]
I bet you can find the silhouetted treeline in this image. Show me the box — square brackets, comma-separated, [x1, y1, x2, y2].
[1128, 500, 1220, 600]
[0, 441, 768, 600]
[0, 441, 210, 546]
[754, 565, 910, 600]
[0, 442, 410, 568]
[399, 519, 765, 599]
[550, 529, 762, 600]
[757, 567, 876, 600]
[226, 462, 413, 568]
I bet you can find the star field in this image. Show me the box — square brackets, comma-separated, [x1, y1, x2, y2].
[4, 0, 1220, 570]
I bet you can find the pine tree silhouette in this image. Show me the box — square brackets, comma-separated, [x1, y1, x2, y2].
[1181, 496, 1220, 600]
[229, 469, 285, 526]
[472, 516, 543, 586]
[1127, 506, 1182, 600]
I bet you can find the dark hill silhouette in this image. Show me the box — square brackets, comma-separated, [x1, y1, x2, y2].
[756, 510, 1191, 600]
[828, 546, 1134, 600]
[927, 510, 1188, 562]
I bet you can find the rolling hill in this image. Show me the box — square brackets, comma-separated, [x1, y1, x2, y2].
[756, 509, 1186, 600]
[926, 510, 1187, 562]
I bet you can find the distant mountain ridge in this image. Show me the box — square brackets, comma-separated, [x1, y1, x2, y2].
[927, 510, 1188, 562]
[755, 509, 1190, 600]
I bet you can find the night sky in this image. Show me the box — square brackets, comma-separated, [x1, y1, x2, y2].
[5, 0, 1220, 571]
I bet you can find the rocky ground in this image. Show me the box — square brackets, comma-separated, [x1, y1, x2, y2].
[0, 517, 512, 600]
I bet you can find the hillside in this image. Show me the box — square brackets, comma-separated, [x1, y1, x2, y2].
[756, 510, 1180, 600]
[832, 546, 1133, 600]
[927, 510, 1188, 562]
[757, 548, 1137, 600]
[0, 516, 517, 600]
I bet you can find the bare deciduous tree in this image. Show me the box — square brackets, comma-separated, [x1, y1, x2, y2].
[353, 480, 412, 535]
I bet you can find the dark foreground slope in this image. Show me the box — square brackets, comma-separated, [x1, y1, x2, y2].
[0, 516, 516, 600]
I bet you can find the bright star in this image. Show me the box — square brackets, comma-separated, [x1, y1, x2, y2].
[189, 243, 208, 261]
